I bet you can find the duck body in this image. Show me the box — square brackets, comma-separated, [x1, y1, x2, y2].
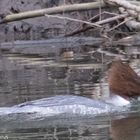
[0, 95, 129, 117]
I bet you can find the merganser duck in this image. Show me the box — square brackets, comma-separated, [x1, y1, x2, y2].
[0, 60, 139, 116]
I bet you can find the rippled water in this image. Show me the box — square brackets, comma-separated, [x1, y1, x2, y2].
[0, 50, 140, 140]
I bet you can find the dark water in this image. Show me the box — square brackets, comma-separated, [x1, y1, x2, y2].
[0, 50, 140, 140]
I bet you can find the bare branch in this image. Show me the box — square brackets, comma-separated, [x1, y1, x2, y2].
[45, 14, 101, 27]
[0, 1, 106, 23]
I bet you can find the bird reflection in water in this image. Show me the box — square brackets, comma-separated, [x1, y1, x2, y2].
[110, 116, 140, 140]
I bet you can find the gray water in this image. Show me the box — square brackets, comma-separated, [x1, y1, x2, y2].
[0, 51, 140, 140]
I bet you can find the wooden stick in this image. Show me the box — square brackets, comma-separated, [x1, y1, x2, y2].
[0, 1, 106, 23]
[96, 13, 128, 25]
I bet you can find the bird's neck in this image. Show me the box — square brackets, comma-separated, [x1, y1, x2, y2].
[105, 93, 130, 106]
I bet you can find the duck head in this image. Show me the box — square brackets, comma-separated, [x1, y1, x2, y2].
[108, 60, 140, 99]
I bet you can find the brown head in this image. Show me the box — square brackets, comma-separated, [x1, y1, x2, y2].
[108, 60, 140, 98]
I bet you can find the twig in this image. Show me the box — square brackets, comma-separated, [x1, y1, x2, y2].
[65, 13, 128, 36]
[96, 13, 128, 25]
[108, 17, 133, 31]
[89, 11, 119, 22]
[45, 14, 101, 27]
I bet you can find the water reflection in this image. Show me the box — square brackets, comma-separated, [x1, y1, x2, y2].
[0, 53, 105, 106]
[0, 115, 110, 140]
[111, 115, 140, 140]
[0, 51, 139, 140]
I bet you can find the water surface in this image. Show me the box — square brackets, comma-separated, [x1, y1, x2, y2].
[0, 49, 140, 140]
